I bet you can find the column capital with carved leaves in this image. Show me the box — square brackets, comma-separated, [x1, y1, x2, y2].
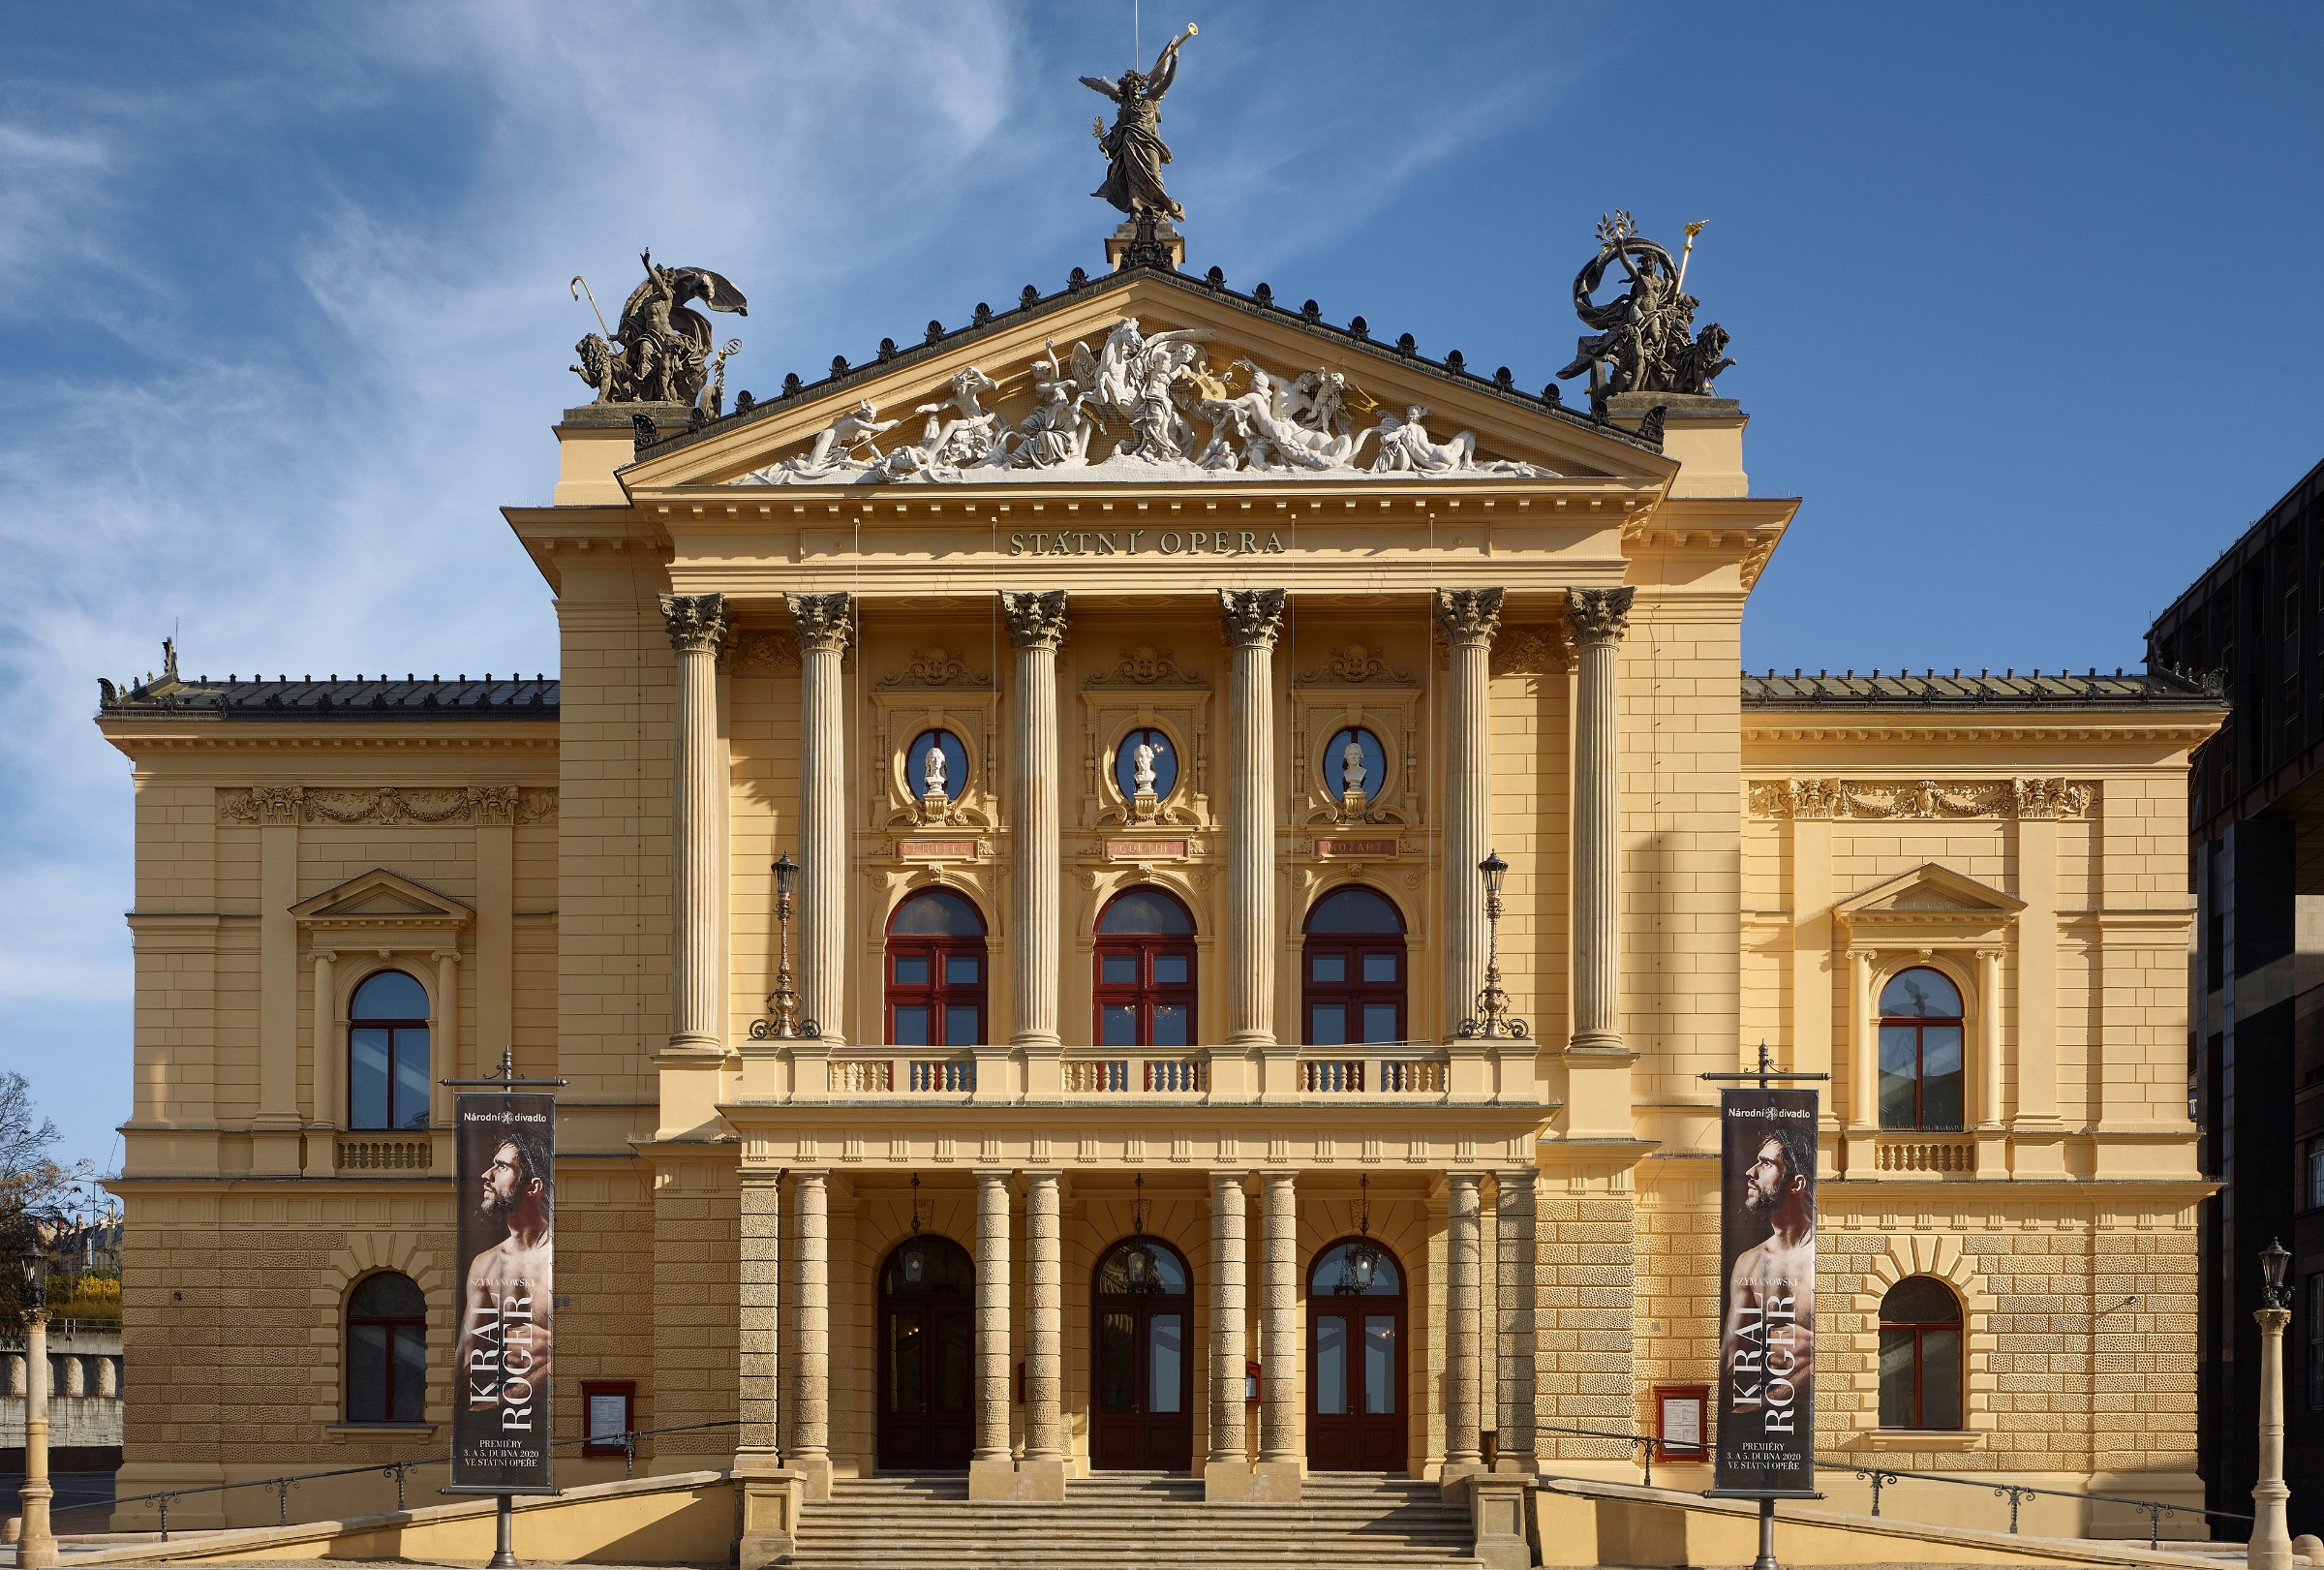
[660, 592, 730, 1056]
[787, 592, 853, 1043]
[1220, 590, 1286, 1049]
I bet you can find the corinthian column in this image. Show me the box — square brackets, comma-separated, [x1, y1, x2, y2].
[1220, 590, 1288, 1048]
[1002, 591, 1069, 1051]
[1436, 589, 1504, 1034]
[786, 593, 853, 1043]
[967, 1169, 1016, 1498]
[659, 593, 729, 1054]
[1024, 1172, 1063, 1462]
[1567, 587, 1634, 1053]
[1259, 1173, 1300, 1478]
[1206, 1169, 1250, 1497]
[1446, 1171, 1483, 1471]
[788, 1169, 831, 1499]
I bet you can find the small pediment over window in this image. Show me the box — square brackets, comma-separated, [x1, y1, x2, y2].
[1836, 863, 2022, 942]
[291, 869, 473, 931]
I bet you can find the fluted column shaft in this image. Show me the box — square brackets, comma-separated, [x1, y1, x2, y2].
[1259, 1173, 1300, 1462]
[972, 1171, 1014, 1462]
[1208, 1171, 1250, 1462]
[1003, 593, 1069, 1049]
[1024, 1172, 1063, 1460]
[1437, 590, 1504, 1033]
[1446, 1172, 1484, 1467]
[1494, 1168, 1538, 1464]
[1221, 591, 1287, 1047]
[788, 593, 853, 1043]
[660, 594, 730, 1053]
[1568, 588, 1634, 1052]
[789, 1171, 830, 1462]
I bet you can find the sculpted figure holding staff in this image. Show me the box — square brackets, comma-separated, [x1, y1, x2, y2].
[1084, 24, 1196, 221]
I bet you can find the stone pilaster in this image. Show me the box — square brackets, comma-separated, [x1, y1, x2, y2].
[738, 1171, 780, 1457]
[1003, 592, 1069, 1058]
[1436, 589, 1504, 1034]
[1493, 1167, 1538, 1469]
[787, 592, 852, 1043]
[1446, 1172, 1484, 1471]
[1220, 590, 1287, 1049]
[660, 592, 729, 1055]
[787, 1169, 831, 1500]
[968, 1169, 1017, 1498]
[1020, 1170, 1066, 1497]
[1258, 1172, 1302, 1493]
[1206, 1169, 1252, 1499]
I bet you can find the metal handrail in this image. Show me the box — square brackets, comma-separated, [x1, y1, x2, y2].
[32, 1418, 747, 1540]
[1851, 1464, 2250, 1551]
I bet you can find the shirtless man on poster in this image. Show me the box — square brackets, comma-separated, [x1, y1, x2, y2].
[456, 1124, 554, 1410]
[1719, 1123, 1817, 1422]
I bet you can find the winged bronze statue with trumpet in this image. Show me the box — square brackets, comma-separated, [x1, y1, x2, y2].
[1083, 24, 1196, 222]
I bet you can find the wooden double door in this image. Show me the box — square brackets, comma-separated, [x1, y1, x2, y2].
[1090, 1237, 1193, 1470]
[1307, 1238, 1408, 1472]
[877, 1237, 974, 1470]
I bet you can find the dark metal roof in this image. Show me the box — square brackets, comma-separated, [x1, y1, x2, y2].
[1743, 668, 2223, 709]
[629, 260, 1667, 464]
[97, 673, 559, 720]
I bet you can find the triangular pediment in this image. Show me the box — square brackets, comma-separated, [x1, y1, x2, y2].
[290, 869, 473, 925]
[1836, 863, 2025, 920]
[621, 267, 1675, 491]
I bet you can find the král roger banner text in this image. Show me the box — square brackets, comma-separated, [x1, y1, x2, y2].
[1714, 1088, 1818, 1493]
[450, 1093, 557, 1493]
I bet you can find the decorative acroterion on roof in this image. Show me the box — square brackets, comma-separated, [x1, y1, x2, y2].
[570, 250, 748, 410]
[1556, 212, 1733, 414]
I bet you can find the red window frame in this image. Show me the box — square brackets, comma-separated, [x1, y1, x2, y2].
[1877, 967, 1966, 1131]
[884, 891, 989, 1048]
[1878, 1278, 1965, 1431]
[1092, 887, 1198, 1048]
[1300, 886, 1407, 1046]
[345, 1272, 426, 1425]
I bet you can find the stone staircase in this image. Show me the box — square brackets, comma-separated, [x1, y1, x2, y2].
[791, 1470, 1484, 1569]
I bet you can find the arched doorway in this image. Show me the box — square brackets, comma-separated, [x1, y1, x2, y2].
[1090, 1236, 1194, 1470]
[1307, 1237, 1407, 1472]
[1301, 886, 1407, 1045]
[885, 889, 990, 1047]
[876, 1234, 975, 1470]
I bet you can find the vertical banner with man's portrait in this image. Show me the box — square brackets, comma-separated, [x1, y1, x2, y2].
[1714, 1088, 1818, 1494]
[451, 1093, 556, 1493]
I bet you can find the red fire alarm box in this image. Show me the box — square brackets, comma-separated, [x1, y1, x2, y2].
[1653, 1383, 1708, 1461]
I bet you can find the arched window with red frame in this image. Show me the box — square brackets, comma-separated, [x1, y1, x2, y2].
[886, 889, 989, 1047]
[1878, 1276, 1964, 1430]
[1878, 967, 1966, 1130]
[346, 1271, 426, 1425]
[1093, 887, 1197, 1047]
[1302, 886, 1406, 1045]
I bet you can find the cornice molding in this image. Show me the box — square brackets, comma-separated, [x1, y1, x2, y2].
[217, 785, 556, 827]
[1747, 777, 2095, 821]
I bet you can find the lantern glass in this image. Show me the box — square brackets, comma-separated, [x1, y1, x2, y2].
[773, 852, 799, 899]
[1350, 1241, 1380, 1292]
[1478, 850, 1508, 897]
[902, 1246, 925, 1286]
[18, 1242, 42, 1295]
[2260, 1239, 2291, 1292]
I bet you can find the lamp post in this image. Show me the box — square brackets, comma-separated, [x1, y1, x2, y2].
[749, 851, 818, 1041]
[16, 1233, 55, 1569]
[2249, 1240, 2295, 1570]
[1457, 850, 1529, 1041]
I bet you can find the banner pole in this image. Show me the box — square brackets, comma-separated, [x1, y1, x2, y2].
[1754, 1497, 1777, 1570]
[490, 1493, 515, 1569]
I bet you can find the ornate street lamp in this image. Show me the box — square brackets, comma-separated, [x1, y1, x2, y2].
[750, 851, 819, 1041]
[2248, 1241, 2296, 1570]
[1457, 849, 1529, 1041]
[16, 1225, 56, 1570]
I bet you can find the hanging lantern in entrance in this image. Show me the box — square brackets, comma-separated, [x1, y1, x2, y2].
[1338, 1173, 1384, 1295]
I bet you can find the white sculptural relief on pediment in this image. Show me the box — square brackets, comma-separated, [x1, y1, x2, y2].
[734, 317, 1560, 485]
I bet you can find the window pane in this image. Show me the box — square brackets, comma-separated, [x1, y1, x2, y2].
[1311, 952, 1347, 983]
[890, 889, 985, 936]
[1151, 953, 1189, 985]
[889, 1313, 925, 1412]
[1919, 1328, 1962, 1430]
[893, 954, 930, 985]
[351, 970, 427, 1020]
[350, 1029, 391, 1130]
[1920, 1026, 1966, 1128]
[348, 1323, 387, 1422]
[934, 1311, 972, 1413]
[1148, 1313, 1183, 1413]
[1151, 1004, 1189, 1047]
[351, 1272, 426, 1318]
[1101, 954, 1137, 985]
[1361, 1004, 1399, 1044]
[944, 954, 979, 984]
[390, 1325, 427, 1423]
[1099, 1312, 1137, 1412]
[1310, 1004, 1346, 1046]
[1880, 967, 1961, 1018]
[1881, 1277, 1962, 1323]
[1306, 885, 1401, 934]
[393, 1029, 431, 1129]
[1363, 1316, 1396, 1413]
[1878, 1329, 1915, 1428]
[892, 1006, 930, 1046]
[1098, 887, 1194, 934]
[1361, 952, 1398, 983]
[1878, 1025, 1919, 1128]
[1315, 1315, 1349, 1415]
[944, 1005, 980, 1046]
[1102, 1005, 1139, 1046]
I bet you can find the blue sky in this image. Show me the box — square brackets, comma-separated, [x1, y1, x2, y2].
[3, 3, 2319, 1170]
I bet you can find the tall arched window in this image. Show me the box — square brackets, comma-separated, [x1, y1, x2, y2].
[1878, 967, 1965, 1129]
[1878, 1276, 1964, 1430]
[1302, 887, 1407, 1045]
[886, 890, 989, 1047]
[1093, 887, 1197, 1047]
[346, 1272, 426, 1424]
[350, 970, 430, 1131]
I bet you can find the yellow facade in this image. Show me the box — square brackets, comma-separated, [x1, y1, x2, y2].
[96, 264, 2221, 1538]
